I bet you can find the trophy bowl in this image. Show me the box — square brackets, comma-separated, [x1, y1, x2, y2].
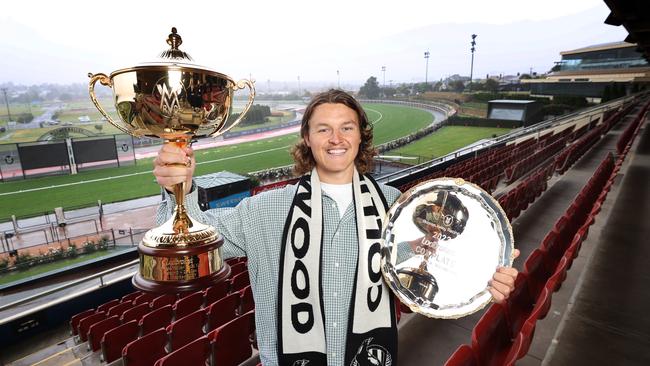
[381, 178, 514, 318]
[88, 28, 255, 293]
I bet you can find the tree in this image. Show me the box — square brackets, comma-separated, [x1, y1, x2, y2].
[359, 77, 380, 99]
[484, 79, 500, 93]
[449, 80, 465, 92]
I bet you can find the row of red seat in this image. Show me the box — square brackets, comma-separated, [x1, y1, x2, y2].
[505, 137, 567, 184]
[498, 161, 555, 221]
[616, 99, 650, 155]
[68, 257, 252, 364]
[125, 309, 256, 366]
[445, 151, 619, 366]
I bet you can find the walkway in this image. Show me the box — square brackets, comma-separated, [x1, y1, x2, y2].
[396, 109, 649, 364]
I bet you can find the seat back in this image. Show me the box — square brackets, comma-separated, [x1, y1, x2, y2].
[140, 304, 173, 336]
[204, 281, 229, 306]
[471, 304, 511, 366]
[173, 291, 203, 320]
[444, 344, 477, 366]
[231, 270, 250, 293]
[70, 309, 95, 336]
[504, 272, 534, 337]
[206, 292, 240, 332]
[108, 300, 134, 318]
[209, 311, 255, 366]
[102, 320, 139, 363]
[122, 328, 168, 366]
[97, 299, 120, 314]
[239, 285, 254, 314]
[78, 312, 107, 342]
[153, 336, 210, 366]
[167, 308, 207, 351]
[151, 294, 177, 310]
[122, 302, 151, 324]
[88, 315, 121, 351]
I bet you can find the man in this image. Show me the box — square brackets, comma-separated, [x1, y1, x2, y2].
[153, 89, 518, 365]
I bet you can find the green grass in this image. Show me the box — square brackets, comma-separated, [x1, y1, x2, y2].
[0, 248, 127, 285]
[389, 126, 511, 162]
[0, 103, 433, 219]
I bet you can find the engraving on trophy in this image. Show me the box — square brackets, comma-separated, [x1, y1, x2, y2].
[156, 81, 183, 118]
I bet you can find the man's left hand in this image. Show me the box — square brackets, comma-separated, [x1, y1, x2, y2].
[488, 249, 520, 304]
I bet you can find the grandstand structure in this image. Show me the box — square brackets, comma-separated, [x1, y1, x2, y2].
[1, 89, 647, 365]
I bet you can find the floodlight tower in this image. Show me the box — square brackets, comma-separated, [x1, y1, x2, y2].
[469, 34, 477, 92]
[337, 70, 340, 89]
[424, 51, 430, 85]
[381, 66, 386, 97]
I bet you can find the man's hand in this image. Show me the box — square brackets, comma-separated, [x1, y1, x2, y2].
[152, 143, 195, 195]
[488, 249, 520, 304]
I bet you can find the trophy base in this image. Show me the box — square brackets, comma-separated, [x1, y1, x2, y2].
[133, 215, 231, 294]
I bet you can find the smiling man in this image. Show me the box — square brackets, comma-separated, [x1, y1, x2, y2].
[153, 89, 518, 366]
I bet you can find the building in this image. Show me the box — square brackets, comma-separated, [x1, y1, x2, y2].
[524, 41, 650, 101]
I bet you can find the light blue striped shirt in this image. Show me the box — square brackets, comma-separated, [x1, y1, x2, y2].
[157, 181, 401, 365]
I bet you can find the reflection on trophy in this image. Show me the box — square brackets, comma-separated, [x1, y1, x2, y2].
[382, 178, 514, 318]
[88, 28, 255, 293]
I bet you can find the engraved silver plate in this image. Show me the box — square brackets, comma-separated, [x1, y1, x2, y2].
[381, 178, 514, 319]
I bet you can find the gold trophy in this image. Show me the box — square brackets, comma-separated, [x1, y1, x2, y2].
[88, 28, 255, 293]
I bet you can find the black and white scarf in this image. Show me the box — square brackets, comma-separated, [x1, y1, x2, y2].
[277, 168, 397, 366]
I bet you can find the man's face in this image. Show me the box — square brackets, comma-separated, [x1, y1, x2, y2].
[305, 103, 362, 184]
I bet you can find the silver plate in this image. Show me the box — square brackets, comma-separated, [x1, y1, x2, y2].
[381, 178, 514, 319]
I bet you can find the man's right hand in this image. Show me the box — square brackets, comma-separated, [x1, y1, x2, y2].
[152, 143, 195, 195]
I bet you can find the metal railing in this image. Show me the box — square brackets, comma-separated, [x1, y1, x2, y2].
[0, 259, 138, 324]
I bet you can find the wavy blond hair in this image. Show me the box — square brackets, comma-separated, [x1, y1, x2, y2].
[291, 89, 376, 176]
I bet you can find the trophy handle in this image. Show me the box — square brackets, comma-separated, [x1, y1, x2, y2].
[210, 79, 256, 137]
[88, 72, 133, 136]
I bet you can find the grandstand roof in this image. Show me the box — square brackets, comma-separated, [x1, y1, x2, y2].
[604, 0, 650, 62]
[559, 41, 635, 56]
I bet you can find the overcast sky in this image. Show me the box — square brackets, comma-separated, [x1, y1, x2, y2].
[1, 0, 629, 87]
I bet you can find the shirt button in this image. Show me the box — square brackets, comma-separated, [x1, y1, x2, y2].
[332, 203, 336, 209]
[333, 292, 338, 297]
[335, 262, 340, 267]
[332, 322, 337, 328]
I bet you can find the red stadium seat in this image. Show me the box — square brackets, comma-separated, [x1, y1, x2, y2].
[504, 272, 534, 337]
[503, 332, 524, 365]
[101, 320, 139, 363]
[108, 300, 134, 318]
[134, 292, 158, 305]
[206, 292, 240, 332]
[78, 312, 107, 342]
[153, 336, 210, 366]
[546, 256, 569, 292]
[524, 249, 553, 299]
[151, 294, 177, 310]
[88, 315, 121, 352]
[122, 291, 142, 303]
[208, 311, 255, 366]
[229, 261, 247, 277]
[444, 344, 477, 366]
[231, 270, 250, 292]
[204, 281, 229, 306]
[70, 309, 95, 336]
[140, 304, 173, 336]
[173, 291, 203, 320]
[167, 308, 206, 351]
[121, 302, 151, 324]
[239, 285, 254, 314]
[529, 287, 552, 322]
[122, 328, 168, 366]
[97, 299, 120, 313]
[471, 304, 512, 366]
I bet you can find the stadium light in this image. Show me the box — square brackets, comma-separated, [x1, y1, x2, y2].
[469, 34, 477, 92]
[381, 66, 386, 97]
[337, 70, 340, 89]
[424, 51, 430, 85]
